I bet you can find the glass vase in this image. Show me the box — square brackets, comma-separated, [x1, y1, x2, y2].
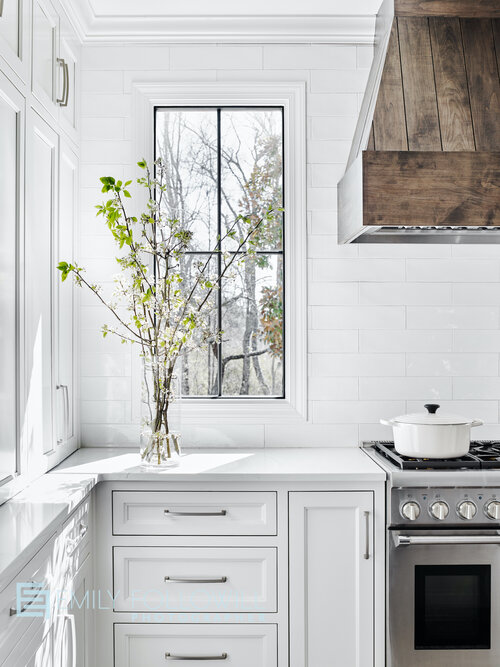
[140, 360, 181, 468]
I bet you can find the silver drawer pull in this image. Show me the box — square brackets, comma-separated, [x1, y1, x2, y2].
[66, 523, 89, 556]
[165, 653, 228, 661]
[163, 510, 227, 516]
[364, 511, 370, 560]
[9, 581, 46, 616]
[164, 576, 227, 584]
[0, 1, 4, 18]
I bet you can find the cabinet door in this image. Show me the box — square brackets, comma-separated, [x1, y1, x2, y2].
[289, 491, 374, 667]
[0, 71, 24, 480]
[54, 555, 93, 667]
[0, 0, 29, 81]
[32, 0, 58, 115]
[58, 18, 79, 140]
[55, 139, 78, 453]
[24, 110, 57, 471]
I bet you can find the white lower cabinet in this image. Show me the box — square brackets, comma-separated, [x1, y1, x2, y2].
[114, 624, 277, 667]
[113, 546, 277, 613]
[289, 491, 374, 667]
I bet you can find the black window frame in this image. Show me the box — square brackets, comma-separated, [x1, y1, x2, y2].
[154, 105, 286, 399]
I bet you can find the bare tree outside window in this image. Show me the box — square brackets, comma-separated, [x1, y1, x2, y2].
[155, 107, 284, 398]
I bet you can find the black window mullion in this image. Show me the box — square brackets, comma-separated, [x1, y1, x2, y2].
[216, 108, 223, 397]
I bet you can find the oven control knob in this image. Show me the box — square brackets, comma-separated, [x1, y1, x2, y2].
[485, 501, 500, 520]
[457, 500, 477, 520]
[401, 502, 420, 521]
[430, 501, 449, 520]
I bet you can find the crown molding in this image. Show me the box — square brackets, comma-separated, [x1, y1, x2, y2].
[62, 5, 376, 43]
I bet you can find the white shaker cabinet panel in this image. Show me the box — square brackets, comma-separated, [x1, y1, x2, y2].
[0, 0, 29, 81]
[113, 546, 277, 613]
[55, 139, 78, 454]
[25, 110, 57, 470]
[289, 491, 374, 667]
[0, 71, 23, 480]
[31, 0, 59, 116]
[114, 624, 277, 667]
[112, 491, 277, 536]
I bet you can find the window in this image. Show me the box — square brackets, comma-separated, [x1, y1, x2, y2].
[155, 107, 284, 398]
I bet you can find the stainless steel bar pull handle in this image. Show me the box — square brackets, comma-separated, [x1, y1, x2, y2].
[364, 511, 370, 560]
[0, 1, 4, 18]
[397, 534, 500, 547]
[56, 58, 69, 107]
[56, 384, 69, 443]
[165, 653, 228, 661]
[163, 510, 227, 516]
[164, 576, 227, 584]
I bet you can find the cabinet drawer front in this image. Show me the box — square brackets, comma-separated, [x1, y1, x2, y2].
[112, 491, 277, 536]
[0, 535, 54, 663]
[113, 547, 277, 613]
[114, 624, 277, 667]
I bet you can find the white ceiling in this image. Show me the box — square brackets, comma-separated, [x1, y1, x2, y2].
[65, 0, 380, 43]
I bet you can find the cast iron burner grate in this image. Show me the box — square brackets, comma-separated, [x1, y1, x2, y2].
[369, 441, 500, 470]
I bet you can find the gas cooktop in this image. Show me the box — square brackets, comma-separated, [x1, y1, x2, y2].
[367, 440, 500, 471]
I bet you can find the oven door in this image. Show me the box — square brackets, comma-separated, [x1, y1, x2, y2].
[388, 529, 500, 667]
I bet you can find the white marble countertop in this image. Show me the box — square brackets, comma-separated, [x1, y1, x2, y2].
[0, 447, 385, 591]
[0, 472, 98, 591]
[52, 446, 386, 482]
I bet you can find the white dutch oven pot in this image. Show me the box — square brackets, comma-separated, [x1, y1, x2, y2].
[380, 403, 483, 459]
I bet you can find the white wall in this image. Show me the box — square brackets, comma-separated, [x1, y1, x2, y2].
[79, 42, 500, 448]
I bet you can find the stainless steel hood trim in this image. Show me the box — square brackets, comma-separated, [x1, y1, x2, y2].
[353, 227, 500, 244]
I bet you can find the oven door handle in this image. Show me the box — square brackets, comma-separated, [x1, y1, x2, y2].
[397, 534, 500, 547]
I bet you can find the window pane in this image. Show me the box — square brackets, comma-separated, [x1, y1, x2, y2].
[177, 255, 218, 397]
[221, 255, 283, 396]
[156, 109, 218, 251]
[220, 109, 283, 252]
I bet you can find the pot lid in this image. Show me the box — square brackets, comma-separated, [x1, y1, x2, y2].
[392, 404, 475, 426]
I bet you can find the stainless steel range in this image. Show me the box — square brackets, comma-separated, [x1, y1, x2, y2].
[364, 441, 500, 667]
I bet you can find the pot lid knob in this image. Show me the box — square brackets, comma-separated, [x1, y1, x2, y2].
[424, 404, 440, 414]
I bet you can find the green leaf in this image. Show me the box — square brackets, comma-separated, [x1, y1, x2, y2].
[137, 160, 147, 169]
[123, 190, 131, 198]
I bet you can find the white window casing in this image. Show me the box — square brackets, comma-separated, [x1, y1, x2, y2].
[132, 82, 307, 424]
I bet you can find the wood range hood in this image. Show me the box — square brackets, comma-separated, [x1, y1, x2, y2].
[338, 0, 500, 244]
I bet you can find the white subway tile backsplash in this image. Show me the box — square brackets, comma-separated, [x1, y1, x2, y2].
[81, 377, 132, 401]
[406, 400, 499, 424]
[452, 283, 500, 305]
[309, 377, 359, 400]
[312, 400, 405, 423]
[406, 259, 500, 282]
[359, 377, 452, 400]
[453, 378, 500, 399]
[264, 423, 359, 447]
[310, 353, 405, 377]
[264, 45, 356, 70]
[310, 69, 371, 93]
[308, 282, 358, 305]
[360, 283, 452, 305]
[454, 331, 500, 353]
[307, 93, 358, 117]
[407, 354, 498, 377]
[312, 258, 405, 282]
[171, 45, 262, 70]
[79, 42, 500, 446]
[407, 307, 499, 330]
[308, 331, 358, 354]
[360, 330, 453, 353]
[311, 306, 405, 330]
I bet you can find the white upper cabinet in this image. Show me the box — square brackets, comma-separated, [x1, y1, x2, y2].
[0, 0, 30, 81]
[58, 15, 79, 140]
[0, 70, 24, 482]
[289, 491, 374, 667]
[55, 138, 78, 453]
[24, 109, 57, 472]
[31, 0, 58, 115]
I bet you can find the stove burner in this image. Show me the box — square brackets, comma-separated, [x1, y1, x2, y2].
[369, 441, 500, 470]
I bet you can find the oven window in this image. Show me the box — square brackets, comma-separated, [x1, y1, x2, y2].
[415, 565, 491, 650]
